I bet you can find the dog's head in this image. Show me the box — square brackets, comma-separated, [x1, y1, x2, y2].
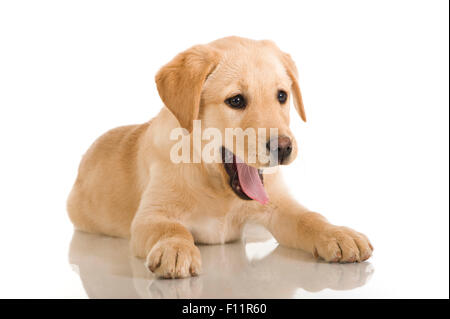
[155, 36, 306, 204]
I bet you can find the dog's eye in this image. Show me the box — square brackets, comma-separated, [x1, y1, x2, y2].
[277, 90, 288, 104]
[225, 94, 246, 109]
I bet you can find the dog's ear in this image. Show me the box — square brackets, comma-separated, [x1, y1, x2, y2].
[281, 53, 307, 122]
[155, 45, 220, 132]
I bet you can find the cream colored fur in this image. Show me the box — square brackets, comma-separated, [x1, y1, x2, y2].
[67, 36, 373, 279]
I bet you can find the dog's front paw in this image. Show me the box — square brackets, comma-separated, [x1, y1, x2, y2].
[145, 238, 202, 279]
[313, 226, 373, 263]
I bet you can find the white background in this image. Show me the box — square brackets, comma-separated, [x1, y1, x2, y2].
[0, 0, 448, 298]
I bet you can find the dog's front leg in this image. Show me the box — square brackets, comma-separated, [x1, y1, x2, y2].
[130, 210, 201, 279]
[264, 194, 373, 263]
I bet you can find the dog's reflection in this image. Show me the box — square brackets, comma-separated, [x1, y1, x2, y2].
[69, 228, 374, 298]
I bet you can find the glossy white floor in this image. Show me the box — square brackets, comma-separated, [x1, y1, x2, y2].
[69, 225, 375, 299]
[0, 218, 448, 299]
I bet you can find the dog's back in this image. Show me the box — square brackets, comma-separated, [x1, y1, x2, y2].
[67, 122, 150, 238]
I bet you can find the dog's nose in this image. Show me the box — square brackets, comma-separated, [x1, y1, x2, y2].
[266, 135, 292, 164]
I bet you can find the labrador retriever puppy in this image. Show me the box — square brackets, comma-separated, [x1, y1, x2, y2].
[67, 36, 373, 279]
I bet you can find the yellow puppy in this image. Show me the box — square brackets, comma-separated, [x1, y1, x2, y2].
[67, 36, 373, 279]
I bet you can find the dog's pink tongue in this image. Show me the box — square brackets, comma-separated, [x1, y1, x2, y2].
[235, 158, 269, 205]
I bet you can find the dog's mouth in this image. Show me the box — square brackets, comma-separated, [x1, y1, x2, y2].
[221, 147, 269, 205]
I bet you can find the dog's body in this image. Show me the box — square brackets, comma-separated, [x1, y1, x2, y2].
[67, 37, 373, 278]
